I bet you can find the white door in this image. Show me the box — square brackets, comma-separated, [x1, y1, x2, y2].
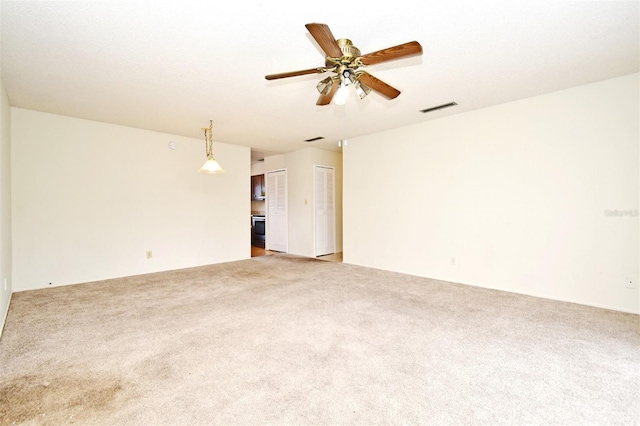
[315, 165, 335, 256]
[266, 169, 287, 252]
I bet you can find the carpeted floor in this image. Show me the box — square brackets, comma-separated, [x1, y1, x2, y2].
[1, 253, 638, 425]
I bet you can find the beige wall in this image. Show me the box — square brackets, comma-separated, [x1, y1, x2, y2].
[0, 77, 12, 333]
[264, 147, 343, 257]
[251, 162, 265, 176]
[344, 73, 639, 313]
[11, 108, 250, 291]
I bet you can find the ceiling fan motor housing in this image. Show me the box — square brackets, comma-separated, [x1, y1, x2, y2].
[325, 38, 362, 68]
[337, 39, 361, 58]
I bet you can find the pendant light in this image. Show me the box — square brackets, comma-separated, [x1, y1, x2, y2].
[199, 120, 224, 174]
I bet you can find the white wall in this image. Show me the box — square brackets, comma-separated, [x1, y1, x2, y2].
[264, 154, 285, 172]
[264, 148, 343, 257]
[344, 73, 639, 313]
[0, 75, 13, 334]
[12, 108, 250, 291]
[286, 148, 314, 256]
[251, 161, 265, 176]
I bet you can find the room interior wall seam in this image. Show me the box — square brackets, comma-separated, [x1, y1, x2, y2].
[0, 54, 13, 339]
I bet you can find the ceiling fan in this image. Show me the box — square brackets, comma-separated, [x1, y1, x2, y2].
[265, 23, 423, 106]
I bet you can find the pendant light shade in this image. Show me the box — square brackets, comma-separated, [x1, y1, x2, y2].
[200, 156, 224, 174]
[199, 120, 224, 174]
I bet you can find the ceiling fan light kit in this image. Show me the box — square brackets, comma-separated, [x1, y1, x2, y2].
[265, 23, 422, 106]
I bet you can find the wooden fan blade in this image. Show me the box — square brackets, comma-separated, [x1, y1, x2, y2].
[359, 41, 423, 66]
[316, 78, 339, 105]
[305, 23, 343, 58]
[357, 72, 401, 99]
[265, 67, 327, 80]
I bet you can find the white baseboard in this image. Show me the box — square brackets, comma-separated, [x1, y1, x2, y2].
[343, 260, 639, 315]
[460, 280, 640, 315]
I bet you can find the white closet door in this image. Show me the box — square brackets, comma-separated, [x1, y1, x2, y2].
[266, 169, 287, 252]
[315, 165, 335, 256]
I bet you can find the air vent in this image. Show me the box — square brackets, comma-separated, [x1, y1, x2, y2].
[420, 102, 458, 114]
[304, 136, 325, 142]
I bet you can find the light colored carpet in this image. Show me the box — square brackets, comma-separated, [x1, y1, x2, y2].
[1, 253, 638, 425]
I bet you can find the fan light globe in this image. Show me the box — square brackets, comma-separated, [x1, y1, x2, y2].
[354, 81, 371, 99]
[334, 84, 349, 105]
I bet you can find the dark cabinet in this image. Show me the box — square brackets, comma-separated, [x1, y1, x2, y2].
[251, 174, 265, 200]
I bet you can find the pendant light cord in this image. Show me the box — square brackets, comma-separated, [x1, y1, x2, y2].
[204, 120, 213, 157]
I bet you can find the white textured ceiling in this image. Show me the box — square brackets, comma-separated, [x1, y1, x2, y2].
[1, 1, 638, 159]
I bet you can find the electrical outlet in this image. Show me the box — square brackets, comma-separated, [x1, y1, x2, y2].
[450, 257, 456, 266]
[625, 275, 637, 289]
[146, 250, 153, 259]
